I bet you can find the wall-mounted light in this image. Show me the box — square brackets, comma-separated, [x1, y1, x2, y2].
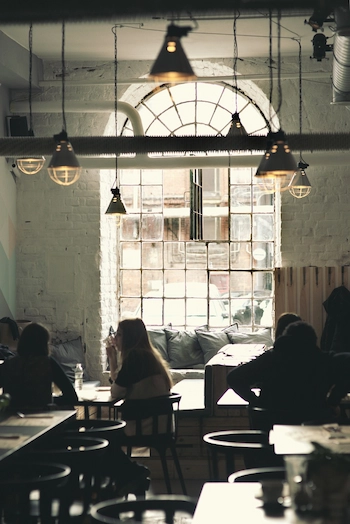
[149, 23, 196, 82]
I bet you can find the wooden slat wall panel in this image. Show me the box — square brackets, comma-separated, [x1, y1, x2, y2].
[275, 267, 350, 343]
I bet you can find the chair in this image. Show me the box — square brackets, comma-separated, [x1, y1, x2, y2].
[90, 495, 197, 524]
[228, 466, 286, 483]
[29, 434, 109, 519]
[0, 460, 71, 523]
[64, 418, 149, 500]
[203, 430, 283, 481]
[115, 393, 187, 495]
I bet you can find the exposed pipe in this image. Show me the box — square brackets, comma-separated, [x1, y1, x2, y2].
[38, 71, 331, 87]
[2, 133, 350, 158]
[333, 7, 350, 104]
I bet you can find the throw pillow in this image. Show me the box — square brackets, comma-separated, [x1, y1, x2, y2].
[50, 336, 89, 383]
[196, 323, 240, 364]
[165, 328, 204, 369]
[227, 328, 273, 348]
[147, 328, 169, 362]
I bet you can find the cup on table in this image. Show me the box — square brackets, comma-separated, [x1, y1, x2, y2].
[261, 480, 284, 505]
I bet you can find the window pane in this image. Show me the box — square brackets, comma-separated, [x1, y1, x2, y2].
[252, 242, 274, 269]
[141, 215, 163, 240]
[121, 242, 141, 269]
[141, 242, 163, 268]
[120, 216, 140, 241]
[186, 243, 207, 268]
[208, 243, 229, 269]
[230, 215, 251, 241]
[164, 243, 185, 268]
[120, 270, 140, 296]
[253, 215, 274, 241]
[142, 271, 164, 295]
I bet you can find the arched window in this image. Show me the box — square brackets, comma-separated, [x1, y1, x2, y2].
[117, 82, 276, 332]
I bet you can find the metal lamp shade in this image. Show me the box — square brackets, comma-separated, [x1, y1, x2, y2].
[227, 112, 248, 137]
[105, 187, 127, 215]
[17, 156, 45, 175]
[48, 134, 81, 186]
[288, 166, 312, 199]
[149, 35, 196, 82]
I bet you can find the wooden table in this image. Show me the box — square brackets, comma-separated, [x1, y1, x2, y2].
[270, 424, 350, 455]
[0, 409, 76, 463]
[75, 386, 118, 419]
[193, 482, 298, 524]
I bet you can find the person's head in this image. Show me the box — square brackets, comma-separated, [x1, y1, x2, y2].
[17, 322, 50, 357]
[116, 318, 150, 356]
[282, 321, 318, 347]
[275, 312, 302, 339]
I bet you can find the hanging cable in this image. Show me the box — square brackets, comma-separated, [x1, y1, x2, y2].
[61, 20, 67, 132]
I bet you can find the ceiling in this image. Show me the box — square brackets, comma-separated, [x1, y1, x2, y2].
[0, 9, 337, 63]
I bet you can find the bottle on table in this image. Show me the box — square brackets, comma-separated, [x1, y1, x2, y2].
[74, 363, 83, 391]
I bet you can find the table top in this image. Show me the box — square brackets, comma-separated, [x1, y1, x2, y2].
[0, 409, 76, 463]
[193, 482, 299, 524]
[75, 386, 116, 406]
[172, 379, 205, 412]
[270, 424, 350, 455]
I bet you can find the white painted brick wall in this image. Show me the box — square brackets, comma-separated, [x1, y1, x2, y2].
[13, 55, 350, 382]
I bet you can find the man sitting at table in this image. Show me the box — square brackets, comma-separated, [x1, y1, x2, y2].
[227, 321, 350, 429]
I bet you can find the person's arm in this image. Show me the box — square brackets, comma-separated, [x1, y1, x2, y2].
[50, 357, 78, 404]
[106, 343, 119, 382]
[226, 351, 274, 403]
[110, 381, 127, 401]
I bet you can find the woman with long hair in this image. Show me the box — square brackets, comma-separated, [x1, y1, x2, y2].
[0, 322, 78, 409]
[106, 318, 172, 401]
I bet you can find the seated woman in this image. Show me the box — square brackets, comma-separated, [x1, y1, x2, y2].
[0, 322, 78, 410]
[106, 317, 173, 433]
[227, 321, 350, 428]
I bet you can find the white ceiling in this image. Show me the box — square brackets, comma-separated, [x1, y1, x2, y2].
[0, 11, 336, 63]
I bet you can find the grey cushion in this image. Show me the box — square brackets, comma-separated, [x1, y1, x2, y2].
[196, 324, 240, 364]
[147, 328, 169, 362]
[50, 336, 89, 383]
[227, 329, 273, 347]
[165, 328, 204, 369]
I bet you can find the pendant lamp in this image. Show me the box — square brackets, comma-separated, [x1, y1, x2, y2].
[105, 25, 127, 216]
[288, 162, 312, 199]
[288, 40, 312, 199]
[17, 24, 45, 175]
[226, 13, 248, 138]
[254, 10, 296, 192]
[149, 23, 196, 82]
[48, 21, 81, 186]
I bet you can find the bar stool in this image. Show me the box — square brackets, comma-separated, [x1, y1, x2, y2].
[228, 466, 286, 483]
[29, 434, 109, 519]
[0, 460, 71, 523]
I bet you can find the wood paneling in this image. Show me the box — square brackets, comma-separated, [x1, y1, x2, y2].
[275, 266, 350, 342]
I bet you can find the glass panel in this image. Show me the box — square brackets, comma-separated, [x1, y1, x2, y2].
[208, 243, 229, 269]
[252, 242, 274, 269]
[253, 271, 273, 296]
[253, 214, 274, 241]
[159, 107, 182, 129]
[141, 215, 163, 241]
[240, 102, 268, 135]
[253, 186, 274, 209]
[177, 102, 196, 125]
[196, 101, 216, 124]
[197, 82, 225, 102]
[144, 89, 172, 112]
[141, 298, 164, 326]
[175, 123, 196, 135]
[147, 120, 171, 136]
[171, 83, 196, 103]
[137, 104, 156, 130]
[121, 242, 141, 269]
[141, 242, 163, 268]
[210, 271, 229, 294]
[211, 106, 232, 131]
[257, 298, 273, 328]
[121, 297, 140, 318]
[230, 215, 251, 241]
[164, 299, 185, 325]
[120, 215, 140, 241]
[164, 269, 185, 286]
[230, 271, 252, 296]
[142, 170, 163, 185]
[142, 271, 164, 296]
[186, 243, 207, 268]
[142, 186, 162, 213]
[164, 243, 185, 268]
[120, 270, 141, 296]
[209, 299, 230, 328]
[231, 185, 252, 210]
[120, 169, 140, 185]
[185, 276, 208, 294]
[165, 281, 186, 297]
[120, 186, 140, 212]
[230, 168, 252, 184]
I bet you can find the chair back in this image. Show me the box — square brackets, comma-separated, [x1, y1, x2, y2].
[90, 495, 197, 524]
[228, 466, 286, 483]
[117, 393, 181, 440]
[203, 430, 282, 480]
